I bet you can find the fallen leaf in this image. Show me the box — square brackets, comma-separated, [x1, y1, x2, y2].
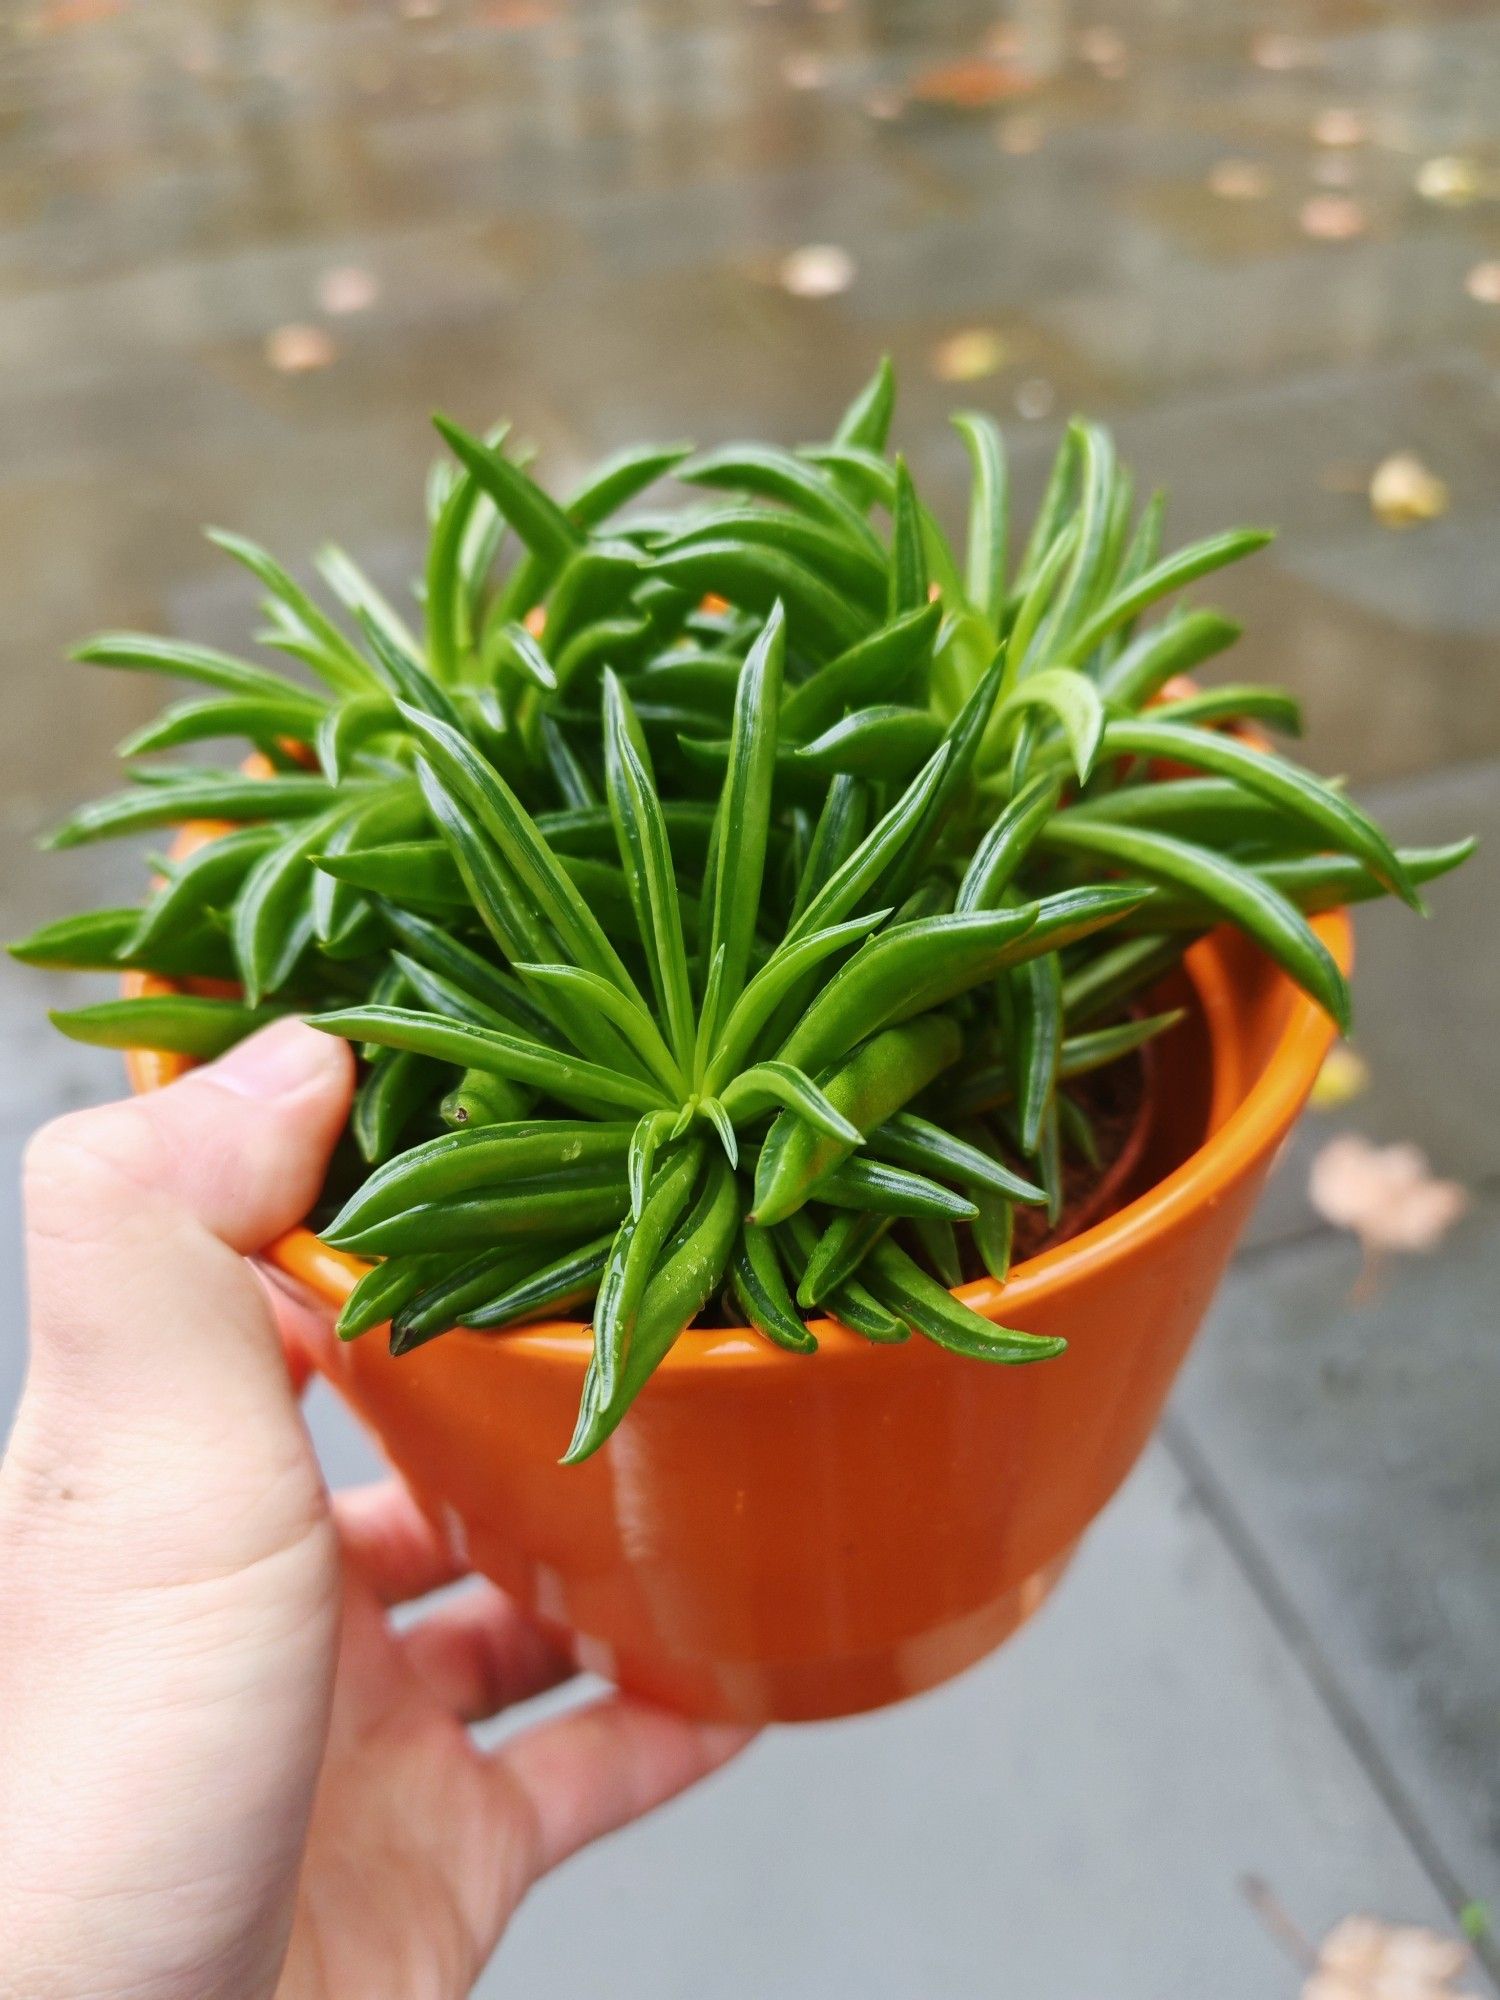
[264, 324, 338, 374]
[1304, 1914, 1480, 1999]
[1309, 1135, 1469, 1257]
[909, 55, 1037, 108]
[317, 265, 378, 315]
[1300, 194, 1368, 240]
[931, 329, 1008, 382]
[1208, 158, 1272, 201]
[1415, 155, 1486, 206]
[779, 244, 856, 298]
[1370, 452, 1449, 528]
[1311, 1044, 1370, 1110]
[1015, 376, 1054, 420]
[1313, 107, 1367, 147]
[1464, 260, 1500, 303]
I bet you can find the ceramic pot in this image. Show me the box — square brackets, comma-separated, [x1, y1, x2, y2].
[125, 911, 1349, 1724]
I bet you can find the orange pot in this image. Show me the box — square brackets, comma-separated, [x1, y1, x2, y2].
[124, 910, 1349, 1724]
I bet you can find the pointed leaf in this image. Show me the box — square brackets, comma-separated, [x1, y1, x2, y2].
[312, 1005, 666, 1113]
[720, 1062, 862, 1144]
[951, 410, 1008, 619]
[1062, 529, 1273, 665]
[997, 668, 1104, 782]
[602, 672, 696, 1069]
[703, 602, 786, 1018]
[1042, 817, 1351, 1030]
[1096, 717, 1420, 907]
[432, 414, 582, 567]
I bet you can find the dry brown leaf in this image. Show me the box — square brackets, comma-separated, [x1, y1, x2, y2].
[931, 329, 1008, 382]
[909, 56, 1037, 108]
[1300, 194, 1369, 240]
[264, 324, 338, 374]
[1208, 158, 1272, 201]
[778, 244, 856, 298]
[1310, 1044, 1371, 1110]
[1304, 1914, 1480, 1999]
[1464, 260, 1500, 304]
[1369, 452, 1449, 528]
[1309, 1135, 1469, 1257]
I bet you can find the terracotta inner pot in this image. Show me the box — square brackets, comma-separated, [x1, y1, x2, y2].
[123, 908, 1349, 1724]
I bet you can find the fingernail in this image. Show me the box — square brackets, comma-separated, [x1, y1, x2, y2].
[207, 1019, 334, 1100]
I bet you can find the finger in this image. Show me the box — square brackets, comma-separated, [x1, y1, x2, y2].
[255, 1263, 334, 1395]
[23, 1018, 351, 1400]
[15, 1020, 353, 1576]
[492, 1696, 755, 1887]
[3, 1021, 356, 1993]
[401, 1584, 577, 1723]
[334, 1480, 468, 1607]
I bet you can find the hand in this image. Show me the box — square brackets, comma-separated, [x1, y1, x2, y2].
[1, 1021, 751, 2000]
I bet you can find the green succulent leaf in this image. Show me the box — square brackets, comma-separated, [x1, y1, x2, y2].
[30, 369, 1467, 1463]
[1042, 817, 1352, 1031]
[951, 410, 1009, 621]
[313, 1005, 667, 1115]
[50, 995, 282, 1058]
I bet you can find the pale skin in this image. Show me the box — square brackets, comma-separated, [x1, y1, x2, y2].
[0, 1020, 752, 2000]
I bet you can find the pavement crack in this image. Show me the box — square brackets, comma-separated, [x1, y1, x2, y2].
[1160, 1407, 1500, 1991]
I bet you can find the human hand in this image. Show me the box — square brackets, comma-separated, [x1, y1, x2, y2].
[1, 1021, 751, 2000]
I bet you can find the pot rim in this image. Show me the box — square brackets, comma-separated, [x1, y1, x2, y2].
[121, 908, 1350, 1370]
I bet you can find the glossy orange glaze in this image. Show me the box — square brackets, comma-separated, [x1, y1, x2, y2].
[124, 882, 1350, 1722]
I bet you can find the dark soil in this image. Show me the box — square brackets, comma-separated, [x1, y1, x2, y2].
[1006, 1045, 1149, 1265]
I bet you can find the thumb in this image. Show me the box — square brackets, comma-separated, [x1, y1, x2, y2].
[2, 1023, 354, 1999]
[13, 1019, 353, 1561]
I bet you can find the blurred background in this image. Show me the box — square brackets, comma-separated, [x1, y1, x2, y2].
[1, 1, 1496, 1993]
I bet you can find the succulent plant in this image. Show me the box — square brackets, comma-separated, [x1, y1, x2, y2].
[16, 364, 1471, 1458]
